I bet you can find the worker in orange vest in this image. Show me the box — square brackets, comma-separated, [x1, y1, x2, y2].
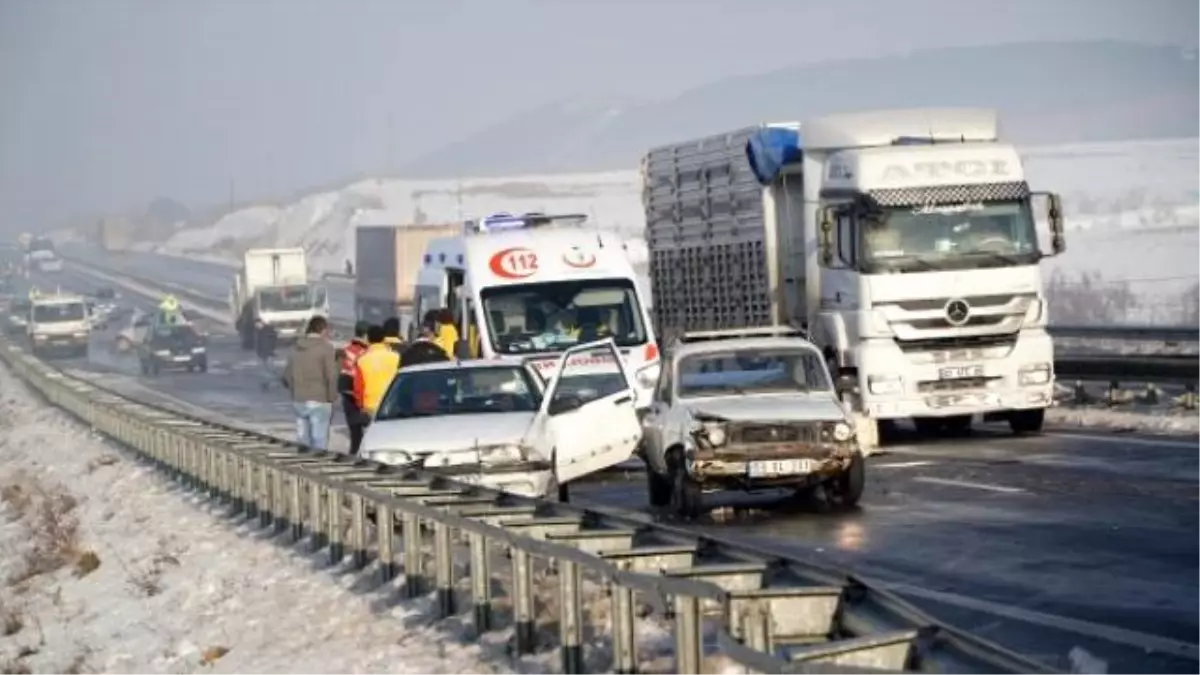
[338, 321, 370, 455]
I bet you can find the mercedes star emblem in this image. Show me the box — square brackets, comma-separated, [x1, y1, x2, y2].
[944, 298, 971, 326]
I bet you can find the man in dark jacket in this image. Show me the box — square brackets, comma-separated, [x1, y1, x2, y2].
[399, 324, 451, 369]
[338, 321, 371, 455]
[281, 316, 339, 450]
[255, 320, 279, 392]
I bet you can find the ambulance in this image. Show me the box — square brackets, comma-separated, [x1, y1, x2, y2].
[413, 212, 661, 410]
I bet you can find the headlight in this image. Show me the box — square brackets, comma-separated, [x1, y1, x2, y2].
[867, 374, 902, 395]
[1019, 363, 1051, 385]
[73, 332, 88, 338]
[635, 362, 661, 389]
[192, 346, 206, 353]
[155, 349, 171, 356]
[832, 422, 852, 442]
[702, 422, 726, 446]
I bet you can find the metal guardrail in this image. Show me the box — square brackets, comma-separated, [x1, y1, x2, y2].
[0, 337, 1054, 674]
[1049, 324, 1200, 342]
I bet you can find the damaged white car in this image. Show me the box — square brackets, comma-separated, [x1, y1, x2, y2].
[641, 329, 865, 518]
[360, 339, 643, 500]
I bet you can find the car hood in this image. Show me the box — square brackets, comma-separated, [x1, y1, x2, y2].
[362, 411, 537, 455]
[684, 393, 848, 422]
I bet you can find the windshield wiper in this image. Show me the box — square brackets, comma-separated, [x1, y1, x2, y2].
[960, 250, 1024, 266]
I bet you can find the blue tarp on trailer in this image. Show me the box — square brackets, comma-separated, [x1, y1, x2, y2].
[744, 127, 802, 185]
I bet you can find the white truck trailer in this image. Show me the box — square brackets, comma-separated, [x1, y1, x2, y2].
[643, 108, 1066, 447]
[353, 219, 460, 334]
[230, 248, 329, 349]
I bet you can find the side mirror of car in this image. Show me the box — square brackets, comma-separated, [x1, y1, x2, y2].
[548, 393, 585, 416]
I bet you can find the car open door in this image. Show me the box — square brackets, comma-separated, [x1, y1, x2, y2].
[536, 339, 643, 485]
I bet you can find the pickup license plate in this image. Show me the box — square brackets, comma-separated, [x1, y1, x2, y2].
[748, 459, 816, 478]
[938, 364, 984, 380]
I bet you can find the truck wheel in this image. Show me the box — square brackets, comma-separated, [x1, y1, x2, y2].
[646, 468, 672, 508]
[668, 452, 702, 519]
[1009, 408, 1045, 436]
[826, 453, 865, 509]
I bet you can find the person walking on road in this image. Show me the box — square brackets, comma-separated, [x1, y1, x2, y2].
[352, 324, 401, 419]
[255, 319, 279, 392]
[338, 321, 371, 455]
[281, 316, 339, 450]
[399, 323, 451, 369]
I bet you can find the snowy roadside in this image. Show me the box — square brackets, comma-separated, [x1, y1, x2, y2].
[0, 361, 703, 673]
[1046, 406, 1199, 435]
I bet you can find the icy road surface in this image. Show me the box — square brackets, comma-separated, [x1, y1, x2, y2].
[0, 361, 565, 674]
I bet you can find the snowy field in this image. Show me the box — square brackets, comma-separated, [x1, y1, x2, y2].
[131, 136, 1198, 321]
[0, 361, 709, 674]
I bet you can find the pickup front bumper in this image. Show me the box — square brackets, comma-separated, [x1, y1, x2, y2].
[688, 421, 859, 491]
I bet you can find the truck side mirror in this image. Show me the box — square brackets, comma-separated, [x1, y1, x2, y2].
[1033, 191, 1066, 256]
[818, 206, 835, 266]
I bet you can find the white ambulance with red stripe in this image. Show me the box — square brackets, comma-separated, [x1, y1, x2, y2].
[413, 212, 660, 411]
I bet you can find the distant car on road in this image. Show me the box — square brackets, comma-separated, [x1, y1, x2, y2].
[137, 323, 208, 375]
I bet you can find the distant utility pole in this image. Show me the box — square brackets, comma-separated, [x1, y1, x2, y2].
[228, 179, 235, 213]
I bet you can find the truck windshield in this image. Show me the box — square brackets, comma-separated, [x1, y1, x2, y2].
[678, 347, 831, 398]
[258, 285, 311, 312]
[33, 303, 85, 323]
[860, 200, 1040, 273]
[480, 278, 648, 355]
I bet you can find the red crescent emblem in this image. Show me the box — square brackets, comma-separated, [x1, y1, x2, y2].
[563, 249, 596, 269]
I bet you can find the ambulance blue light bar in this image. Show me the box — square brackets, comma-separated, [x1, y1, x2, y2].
[467, 212, 589, 234]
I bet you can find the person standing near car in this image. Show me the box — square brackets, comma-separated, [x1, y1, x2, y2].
[255, 319, 279, 392]
[338, 321, 371, 455]
[281, 316, 339, 450]
[352, 324, 401, 418]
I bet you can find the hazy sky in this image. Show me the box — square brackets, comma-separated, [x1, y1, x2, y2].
[0, 0, 1195, 231]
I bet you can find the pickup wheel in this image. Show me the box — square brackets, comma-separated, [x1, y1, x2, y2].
[668, 451, 702, 519]
[646, 467, 672, 508]
[825, 452, 865, 509]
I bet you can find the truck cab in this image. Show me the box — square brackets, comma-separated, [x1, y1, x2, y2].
[27, 293, 91, 358]
[414, 212, 661, 410]
[644, 108, 1066, 447]
[231, 248, 329, 349]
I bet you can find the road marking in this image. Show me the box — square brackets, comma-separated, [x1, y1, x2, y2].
[1048, 431, 1198, 450]
[872, 460, 937, 469]
[912, 476, 1025, 493]
[884, 582, 1200, 661]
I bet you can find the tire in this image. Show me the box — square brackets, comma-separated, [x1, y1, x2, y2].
[668, 451, 702, 519]
[826, 452, 865, 509]
[646, 466, 672, 508]
[1009, 408, 1045, 436]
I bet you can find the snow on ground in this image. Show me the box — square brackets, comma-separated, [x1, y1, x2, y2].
[0, 361, 700, 674]
[1047, 405, 1198, 435]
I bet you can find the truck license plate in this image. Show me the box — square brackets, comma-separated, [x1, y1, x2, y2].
[748, 459, 815, 478]
[938, 365, 984, 380]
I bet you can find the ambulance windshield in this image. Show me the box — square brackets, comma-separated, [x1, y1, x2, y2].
[480, 278, 648, 354]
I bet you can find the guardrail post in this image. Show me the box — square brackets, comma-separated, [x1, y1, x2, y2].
[1183, 383, 1197, 410]
[512, 548, 536, 654]
[378, 503, 396, 581]
[289, 474, 304, 542]
[310, 481, 326, 551]
[741, 600, 770, 659]
[243, 458, 258, 520]
[403, 512, 424, 597]
[611, 560, 637, 674]
[469, 532, 492, 632]
[272, 468, 286, 533]
[1107, 380, 1120, 406]
[349, 494, 367, 569]
[559, 559, 584, 674]
[230, 455, 245, 515]
[219, 452, 232, 504]
[434, 522, 455, 617]
[674, 594, 703, 675]
[327, 486, 344, 564]
[258, 464, 273, 528]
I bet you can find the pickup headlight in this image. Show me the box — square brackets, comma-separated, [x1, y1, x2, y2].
[1019, 363, 1051, 385]
[832, 422, 852, 442]
[192, 346, 206, 353]
[867, 374, 902, 395]
[700, 421, 726, 446]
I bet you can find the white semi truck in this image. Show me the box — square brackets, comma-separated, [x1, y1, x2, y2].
[230, 247, 329, 349]
[413, 212, 662, 409]
[643, 108, 1066, 447]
